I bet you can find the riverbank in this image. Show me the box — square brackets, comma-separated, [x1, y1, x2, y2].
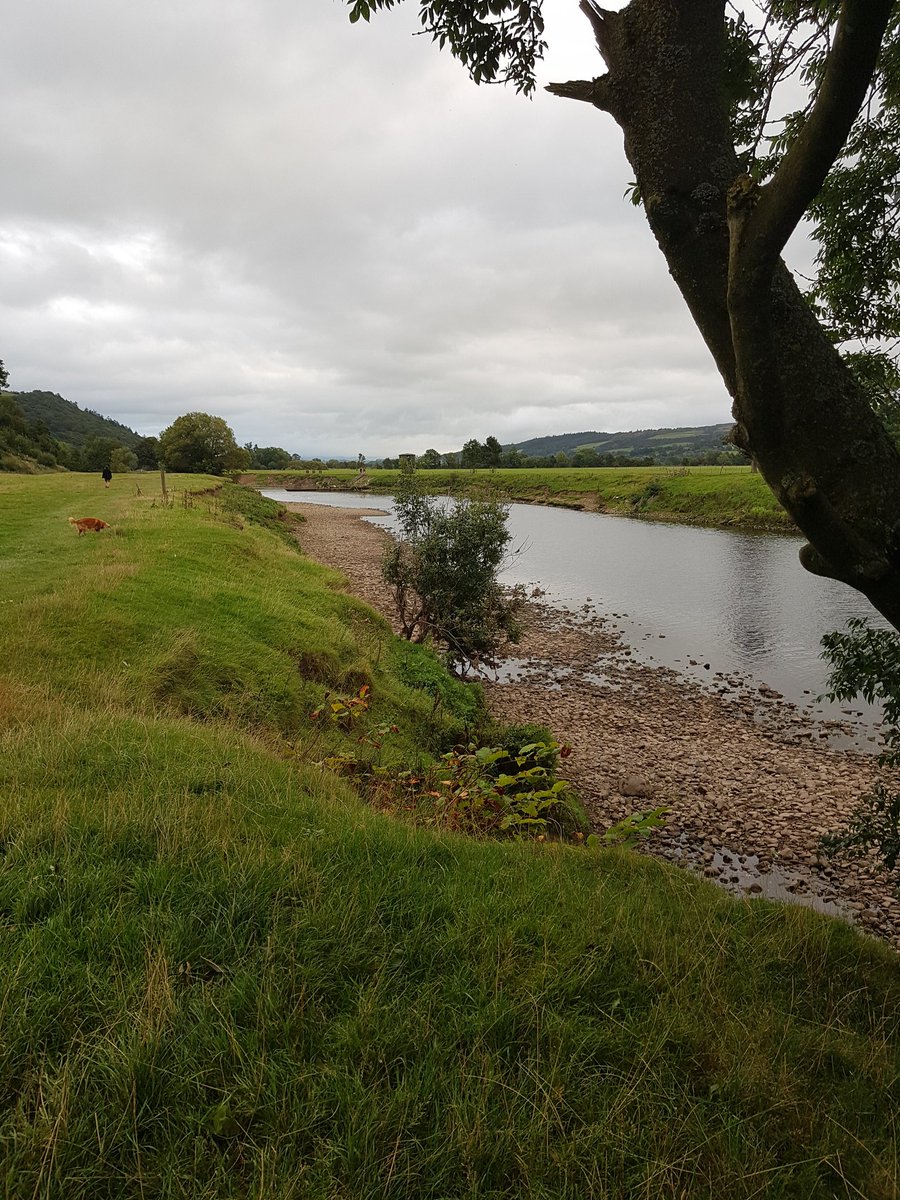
[288, 500, 899, 948]
[3, 475, 899, 1196]
[241, 464, 794, 532]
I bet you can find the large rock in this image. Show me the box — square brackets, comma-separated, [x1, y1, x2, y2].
[619, 774, 655, 798]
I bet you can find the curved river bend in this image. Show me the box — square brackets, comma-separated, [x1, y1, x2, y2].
[261, 489, 886, 739]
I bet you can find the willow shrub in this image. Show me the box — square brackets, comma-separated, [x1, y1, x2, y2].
[382, 474, 522, 673]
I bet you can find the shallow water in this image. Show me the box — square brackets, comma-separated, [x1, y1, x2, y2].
[263, 488, 886, 738]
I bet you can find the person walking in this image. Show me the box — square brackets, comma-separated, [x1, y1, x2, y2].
[102, 465, 112, 488]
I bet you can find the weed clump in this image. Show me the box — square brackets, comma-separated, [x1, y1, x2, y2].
[306, 682, 592, 839]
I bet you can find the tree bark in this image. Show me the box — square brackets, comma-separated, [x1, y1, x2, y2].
[549, 0, 900, 629]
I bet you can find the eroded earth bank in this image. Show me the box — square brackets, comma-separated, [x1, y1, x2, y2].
[288, 501, 899, 950]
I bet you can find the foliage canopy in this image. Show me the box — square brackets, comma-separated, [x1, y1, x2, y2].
[347, 0, 545, 93]
[821, 618, 900, 880]
[158, 412, 250, 475]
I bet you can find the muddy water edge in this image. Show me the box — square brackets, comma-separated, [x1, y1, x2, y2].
[284, 499, 899, 950]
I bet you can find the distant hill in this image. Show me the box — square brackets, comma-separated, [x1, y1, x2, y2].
[12, 391, 142, 449]
[505, 424, 733, 462]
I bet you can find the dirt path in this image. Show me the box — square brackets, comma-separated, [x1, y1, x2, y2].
[288, 501, 900, 949]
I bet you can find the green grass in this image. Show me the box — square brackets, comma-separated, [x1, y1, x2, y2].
[239, 465, 793, 531]
[0, 472, 898, 1198]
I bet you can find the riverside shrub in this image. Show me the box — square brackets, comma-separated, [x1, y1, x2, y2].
[821, 618, 900, 884]
[382, 475, 522, 672]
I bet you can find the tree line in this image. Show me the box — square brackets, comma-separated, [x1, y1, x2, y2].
[385, 436, 746, 470]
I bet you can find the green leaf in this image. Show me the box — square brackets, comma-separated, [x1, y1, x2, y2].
[475, 746, 505, 765]
[201, 1101, 242, 1138]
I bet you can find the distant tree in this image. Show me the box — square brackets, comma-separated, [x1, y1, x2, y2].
[483, 436, 502, 468]
[418, 448, 443, 469]
[0, 360, 9, 391]
[245, 444, 293, 469]
[134, 436, 160, 470]
[572, 446, 600, 468]
[553, 452, 570, 467]
[501, 447, 525, 468]
[382, 475, 521, 673]
[54, 442, 81, 471]
[81, 436, 128, 472]
[109, 446, 138, 473]
[461, 438, 485, 469]
[158, 412, 250, 474]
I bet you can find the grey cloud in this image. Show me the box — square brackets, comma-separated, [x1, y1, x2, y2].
[1, 0, 732, 457]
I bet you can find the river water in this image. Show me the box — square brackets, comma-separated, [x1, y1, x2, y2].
[261, 489, 886, 738]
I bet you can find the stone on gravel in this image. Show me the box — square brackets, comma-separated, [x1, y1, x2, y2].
[620, 774, 655, 798]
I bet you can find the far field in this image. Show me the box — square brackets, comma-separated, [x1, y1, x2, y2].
[238, 464, 794, 532]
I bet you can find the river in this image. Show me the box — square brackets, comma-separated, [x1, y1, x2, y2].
[260, 488, 886, 739]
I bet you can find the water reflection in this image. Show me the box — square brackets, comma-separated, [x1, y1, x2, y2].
[721, 535, 778, 664]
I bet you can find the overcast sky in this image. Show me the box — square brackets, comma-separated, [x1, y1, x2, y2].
[2, 0, 741, 457]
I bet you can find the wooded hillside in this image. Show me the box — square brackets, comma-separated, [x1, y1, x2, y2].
[506, 423, 734, 462]
[12, 390, 141, 448]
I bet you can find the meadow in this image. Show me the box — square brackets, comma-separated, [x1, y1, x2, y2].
[0, 472, 897, 1198]
[239, 465, 793, 532]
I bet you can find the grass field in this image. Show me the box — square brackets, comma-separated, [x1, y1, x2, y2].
[239, 465, 793, 532]
[0, 472, 898, 1198]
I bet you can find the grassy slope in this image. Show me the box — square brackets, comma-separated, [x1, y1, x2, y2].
[240, 465, 792, 532]
[0, 474, 898, 1199]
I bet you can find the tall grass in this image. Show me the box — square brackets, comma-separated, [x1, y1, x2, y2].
[0, 472, 897, 1198]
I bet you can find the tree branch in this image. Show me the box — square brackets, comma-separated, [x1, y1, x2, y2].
[744, 0, 895, 268]
[545, 76, 616, 113]
[579, 0, 616, 67]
